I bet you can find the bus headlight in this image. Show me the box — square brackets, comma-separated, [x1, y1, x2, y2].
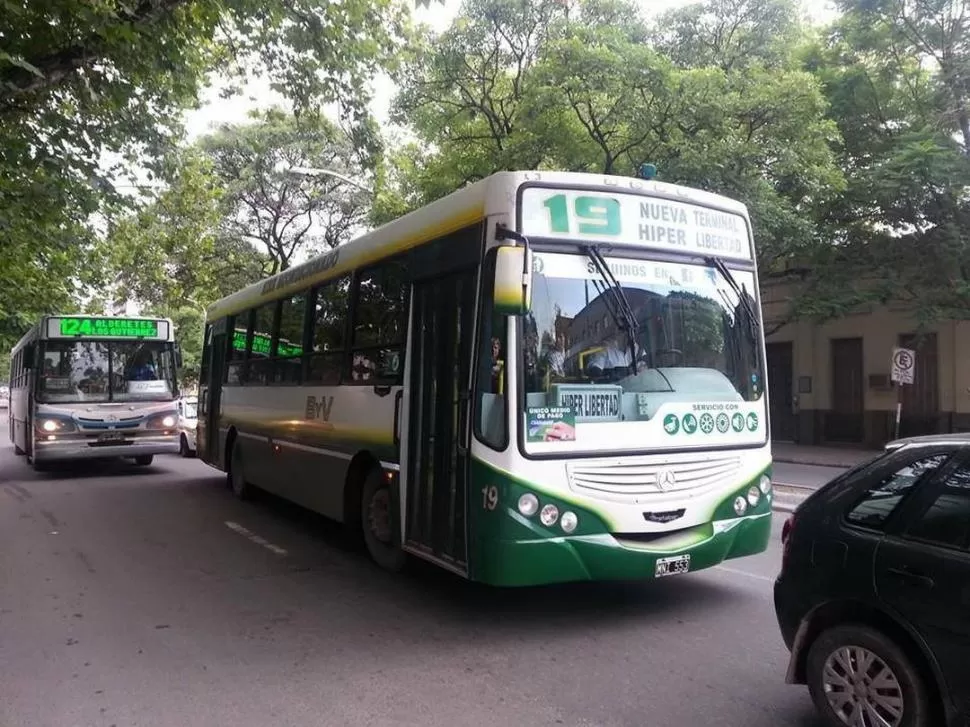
[759, 475, 771, 494]
[560, 511, 578, 534]
[517, 493, 539, 517]
[747, 485, 761, 507]
[539, 504, 559, 527]
[733, 496, 747, 516]
[38, 418, 74, 433]
[161, 415, 176, 428]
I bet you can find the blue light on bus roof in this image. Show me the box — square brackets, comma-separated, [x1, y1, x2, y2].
[637, 163, 658, 181]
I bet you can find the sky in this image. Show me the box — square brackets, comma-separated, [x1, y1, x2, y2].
[182, 0, 840, 140]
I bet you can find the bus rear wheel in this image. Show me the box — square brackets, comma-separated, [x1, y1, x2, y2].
[229, 441, 253, 500]
[361, 468, 406, 572]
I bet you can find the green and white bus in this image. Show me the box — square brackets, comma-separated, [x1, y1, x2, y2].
[198, 170, 773, 586]
[8, 315, 182, 470]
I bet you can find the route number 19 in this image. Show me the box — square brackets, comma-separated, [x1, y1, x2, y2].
[543, 194, 622, 236]
[482, 485, 499, 511]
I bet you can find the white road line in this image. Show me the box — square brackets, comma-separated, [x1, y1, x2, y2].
[713, 564, 776, 583]
[224, 521, 289, 556]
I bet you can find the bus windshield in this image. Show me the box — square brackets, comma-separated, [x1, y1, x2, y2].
[521, 251, 764, 449]
[38, 340, 177, 403]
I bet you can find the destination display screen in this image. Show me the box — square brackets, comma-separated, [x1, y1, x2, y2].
[519, 187, 752, 260]
[51, 317, 165, 339]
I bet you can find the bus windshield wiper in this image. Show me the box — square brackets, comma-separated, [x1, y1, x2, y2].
[584, 245, 639, 374]
[705, 255, 760, 341]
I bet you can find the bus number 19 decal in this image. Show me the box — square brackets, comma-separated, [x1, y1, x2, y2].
[481, 485, 499, 511]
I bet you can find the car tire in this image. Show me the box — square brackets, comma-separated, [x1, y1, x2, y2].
[806, 624, 931, 727]
[360, 468, 406, 572]
[134, 455, 154, 466]
[228, 440, 253, 501]
[179, 434, 196, 458]
[14, 444, 24, 455]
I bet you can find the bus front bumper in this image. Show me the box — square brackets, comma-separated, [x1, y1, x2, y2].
[475, 511, 772, 587]
[34, 434, 180, 461]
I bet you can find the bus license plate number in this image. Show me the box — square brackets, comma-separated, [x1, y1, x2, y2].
[98, 431, 124, 443]
[655, 554, 690, 578]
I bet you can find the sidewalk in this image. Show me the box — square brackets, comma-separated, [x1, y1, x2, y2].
[771, 441, 878, 469]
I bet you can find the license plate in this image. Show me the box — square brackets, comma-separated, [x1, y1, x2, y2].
[98, 431, 125, 443]
[655, 554, 691, 578]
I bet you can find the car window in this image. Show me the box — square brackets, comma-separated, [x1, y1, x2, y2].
[845, 453, 949, 531]
[903, 461, 970, 551]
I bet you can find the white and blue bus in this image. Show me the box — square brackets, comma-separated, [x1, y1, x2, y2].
[198, 170, 773, 585]
[8, 315, 182, 470]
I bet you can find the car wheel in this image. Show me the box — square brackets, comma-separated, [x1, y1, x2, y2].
[229, 441, 252, 500]
[134, 455, 154, 466]
[806, 624, 931, 727]
[360, 468, 406, 572]
[179, 434, 188, 457]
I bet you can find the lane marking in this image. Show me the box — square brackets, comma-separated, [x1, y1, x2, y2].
[712, 564, 776, 583]
[224, 521, 288, 556]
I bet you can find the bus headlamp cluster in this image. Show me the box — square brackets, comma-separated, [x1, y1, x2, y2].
[517, 493, 579, 534]
[733, 476, 771, 516]
[38, 418, 75, 433]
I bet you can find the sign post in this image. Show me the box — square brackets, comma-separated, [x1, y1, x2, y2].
[890, 347, 916, 440]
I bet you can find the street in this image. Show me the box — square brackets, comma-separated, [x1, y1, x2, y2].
[0, 445, 832, 727]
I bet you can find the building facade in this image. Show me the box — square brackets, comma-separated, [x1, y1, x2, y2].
[762, 282, 970, 448]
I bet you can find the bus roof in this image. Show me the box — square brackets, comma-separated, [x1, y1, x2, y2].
[205, 170, 750, 322]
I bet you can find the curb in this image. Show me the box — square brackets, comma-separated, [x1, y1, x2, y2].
[773, 456, 866, 469]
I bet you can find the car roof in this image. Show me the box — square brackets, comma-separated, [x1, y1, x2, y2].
[886, 432, 970, 449]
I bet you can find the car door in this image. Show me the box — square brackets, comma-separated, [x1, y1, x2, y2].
[874, 449, 970, 718]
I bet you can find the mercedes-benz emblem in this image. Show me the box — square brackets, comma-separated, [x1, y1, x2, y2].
[657, 469, 677, 492]
[105, 414, 118, 422]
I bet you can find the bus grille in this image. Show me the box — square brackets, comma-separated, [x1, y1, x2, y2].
[566, 455, 742, 501]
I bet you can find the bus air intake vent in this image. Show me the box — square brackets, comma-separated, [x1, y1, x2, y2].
[566, 455, 742, 502]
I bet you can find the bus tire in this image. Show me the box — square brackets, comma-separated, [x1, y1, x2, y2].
[14, 444, 24, 456]
[360, 467, 406, 572]
[134, 455, 154, 466]
[228, 439, 253, 501]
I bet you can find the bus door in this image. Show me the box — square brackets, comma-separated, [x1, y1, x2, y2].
[401, 268, 478, 571]
[199, 320, 227, 465]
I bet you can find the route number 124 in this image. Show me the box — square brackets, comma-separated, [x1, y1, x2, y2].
[543, 194, 622, 236]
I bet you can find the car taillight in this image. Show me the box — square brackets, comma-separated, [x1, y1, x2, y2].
[781, 514, 795, 572]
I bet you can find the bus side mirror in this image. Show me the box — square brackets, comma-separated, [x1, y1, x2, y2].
[493, 245, 532, 316]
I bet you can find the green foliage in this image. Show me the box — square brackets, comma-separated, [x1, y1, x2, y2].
[200, 109, 371, 272]
[0, 0, 417, 352]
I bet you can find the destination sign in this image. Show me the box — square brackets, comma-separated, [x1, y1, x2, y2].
[553, 384, 623, 423]
[519, 188, 752, 261]
[51, 317, 165, 339]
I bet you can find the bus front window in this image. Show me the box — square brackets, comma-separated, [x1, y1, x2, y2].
[520, 251, 764, 450]
[38, 341, 175, 403]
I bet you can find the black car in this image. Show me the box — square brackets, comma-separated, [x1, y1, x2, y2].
[775, 434, 970, 727]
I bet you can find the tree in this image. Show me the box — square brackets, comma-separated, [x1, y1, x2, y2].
[201, 109, 371, 273]
[1, 0, 415, 351]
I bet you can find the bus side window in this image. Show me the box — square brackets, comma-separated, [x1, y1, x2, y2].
[226, 311, 251, 385]
[307, 276, 349, 385]
[474, 250, 508, 450]
[350, 261, 408, 384]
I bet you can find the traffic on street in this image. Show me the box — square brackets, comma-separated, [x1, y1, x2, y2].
[0, 445, 831, 727]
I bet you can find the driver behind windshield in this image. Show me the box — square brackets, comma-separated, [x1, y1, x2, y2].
[585, 331, 646, 379]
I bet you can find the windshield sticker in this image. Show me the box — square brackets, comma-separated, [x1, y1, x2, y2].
[526, 406, 577, 442]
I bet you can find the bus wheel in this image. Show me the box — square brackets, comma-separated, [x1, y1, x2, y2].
[229, 441, 253, 501]
[179, 434, 193, 458]
[361, 468, 406, 572]
[134, 455, 154, 466]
